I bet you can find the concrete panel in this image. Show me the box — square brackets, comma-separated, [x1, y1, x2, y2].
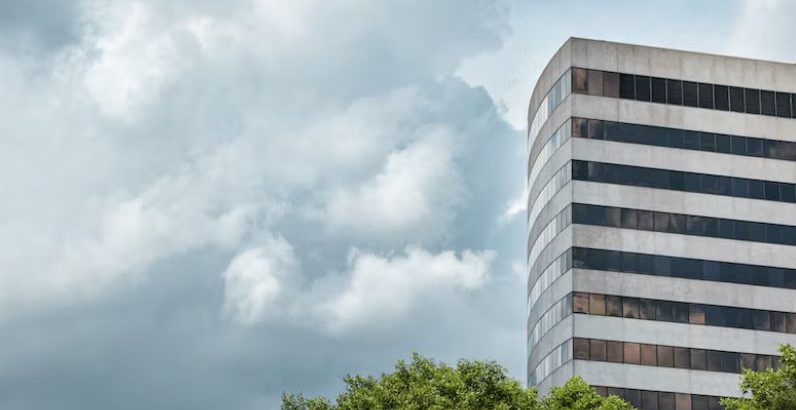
[573, 314, 796, 356]
[572, 180, 796, 226]
[573, 224, 796, 270]
[573, 269, 796, 313]
[575, 360, 742, 397]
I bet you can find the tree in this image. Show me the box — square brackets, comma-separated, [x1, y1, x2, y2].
[721, 344, 796, 410]
[281, 353, 632, 410]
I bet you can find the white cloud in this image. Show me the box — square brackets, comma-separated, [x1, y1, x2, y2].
[320, 247, 495, 334]
[324, 128, 464, 241]
[222, 235, 298, 325]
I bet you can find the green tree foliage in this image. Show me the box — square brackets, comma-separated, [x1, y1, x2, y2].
[722, 344, 796, 410]
[281, 353, 633, 410]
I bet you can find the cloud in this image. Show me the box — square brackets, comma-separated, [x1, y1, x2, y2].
[222, 235, 299, 325]
[320, 247, 496, 334]
[324, 127, 465, 242]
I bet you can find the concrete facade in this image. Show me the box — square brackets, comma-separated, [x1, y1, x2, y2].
[527, 38, 796, 409]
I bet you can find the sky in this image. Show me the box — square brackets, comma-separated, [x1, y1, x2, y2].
[0, 0, 794, 409]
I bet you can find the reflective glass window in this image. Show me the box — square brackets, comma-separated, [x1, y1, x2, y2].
[619, 74, 635, 99]
[745, 88, 761, 114]
[761, 90, 776, 116]
[572, 68, 588, 93]
[635, 76, 651, 101]
[607, 341, 623, 362]
[623, 297, 640, 319]
[606, 295, 623, 317]
[730, 86, 745, 112]
[573, 338, 590, 359]
[642, 391, 659, 410]
[683, 81, 698, 107]
[698, 83, 713, 109]
[714, 85, 729, 110]
[587, 70, 603, 96]
[667, 79, 682, 105]
[624, 343, 641, 364]
[641, 344, 657, 366]
[676, 393, 692, 410]
[707, 350, 722, 371]
[603, 72, 620, 98]
[651, 77, 666, 103]
[657, 345, 674, 367]
[573, 292, 589, 313]
[589, 294, 606, 315]
[659, 393, 675, 410]
[692, 395, 709, 410]
[674, 347, 690, 369]
[691, 349, 707, 370]
[776, 92, 792, 117]
[590, 339, 606, 361]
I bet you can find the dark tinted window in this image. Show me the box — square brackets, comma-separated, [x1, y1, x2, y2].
[651, 77, 666, 103]
[730, 86, 745, 112]
[623, 297, 640, 319]
[698, 83, 713, 109]
[573, 338, 590, 359]
[603, 72, 620, 98]
[635, 76, 651, 101]
[659, 393, 675, 410]
[572, 68, 588, 93]
[674, 347, 690, 369]
[607, 341, 623, 362]
[714, 85, 729, 110]
[776, 92, 792, 117]
[683, 81, 698, 107]
[641, 344, 657, 365]
[606, 295, 623, 317]
[761, 90, 776, 116]
[657, 345, 674, 367]
[642, 391, 659, 410]
[624, 343, 641, 364]
[619, 74, 635, 99]
[745, 88, 761, 114]
[589, 294, 606, 315]
[590, 339, 606, 361]
[587, 70, 603, 96]
[667, 79, 682, 105]
[691, 349, 707, 370]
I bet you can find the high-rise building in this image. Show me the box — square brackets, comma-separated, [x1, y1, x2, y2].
[526, 38, 796, 410]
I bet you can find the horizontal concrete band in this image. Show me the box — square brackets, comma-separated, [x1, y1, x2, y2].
[572, 136, 796, 183]
[574, 360, 742, 398]
[574, 269, 796, 313]
[573, 94, 796, 143]
[572, 224, 796, 270]
[573, 314, 796, 357]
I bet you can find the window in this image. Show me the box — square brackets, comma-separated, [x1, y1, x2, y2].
[607, 341, 623, 362]
[659, 393, 675, 410]
[772, 312, 787, 332]
[623, 297, 640, 319]
[635, 76, 651, 101]
[651, 77, 666, 103]
[657, 345, 674, 367]
[625, 390, 642, 409]
[603, 72, 620, 98]
[730, 86, 745, 112]
[587, 70, 603, 96]
[707, 350, 722, 371]
[589, 294, 606, 315]
[638, 210, 654, 231]
[691, 349, 707, 370]
[590, 339, 606, 361]
[667, 79, 683, 105]
[572, 68, 588, 93]
[619, 74, 635, 99]
[641, 344, 657, 366]
[674, 347, 690, 369]
[573, 292, 589, 313]
[640, 299, 656, 320]
[606, 295, 623, 317]
[714, 85, 729, 110]
[745, 88, 761, 114]
[573, 338, 590, 359]
[689, 304, 705, 325]
[776, 92, 792, 117]
[698, 83, 713, 109]
[624, 343, 641, 364]
[642, 391, 659, 410]
[692, 395, 709, 410]
[761, 90, 776, 116]
[756, 355, 772, 371]
[740, 353, 755, 370]
[683, 81, 698, 107]
[676, 393, 692, 410]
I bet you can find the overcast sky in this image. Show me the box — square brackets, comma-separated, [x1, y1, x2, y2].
[0, 1, 794, 409]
